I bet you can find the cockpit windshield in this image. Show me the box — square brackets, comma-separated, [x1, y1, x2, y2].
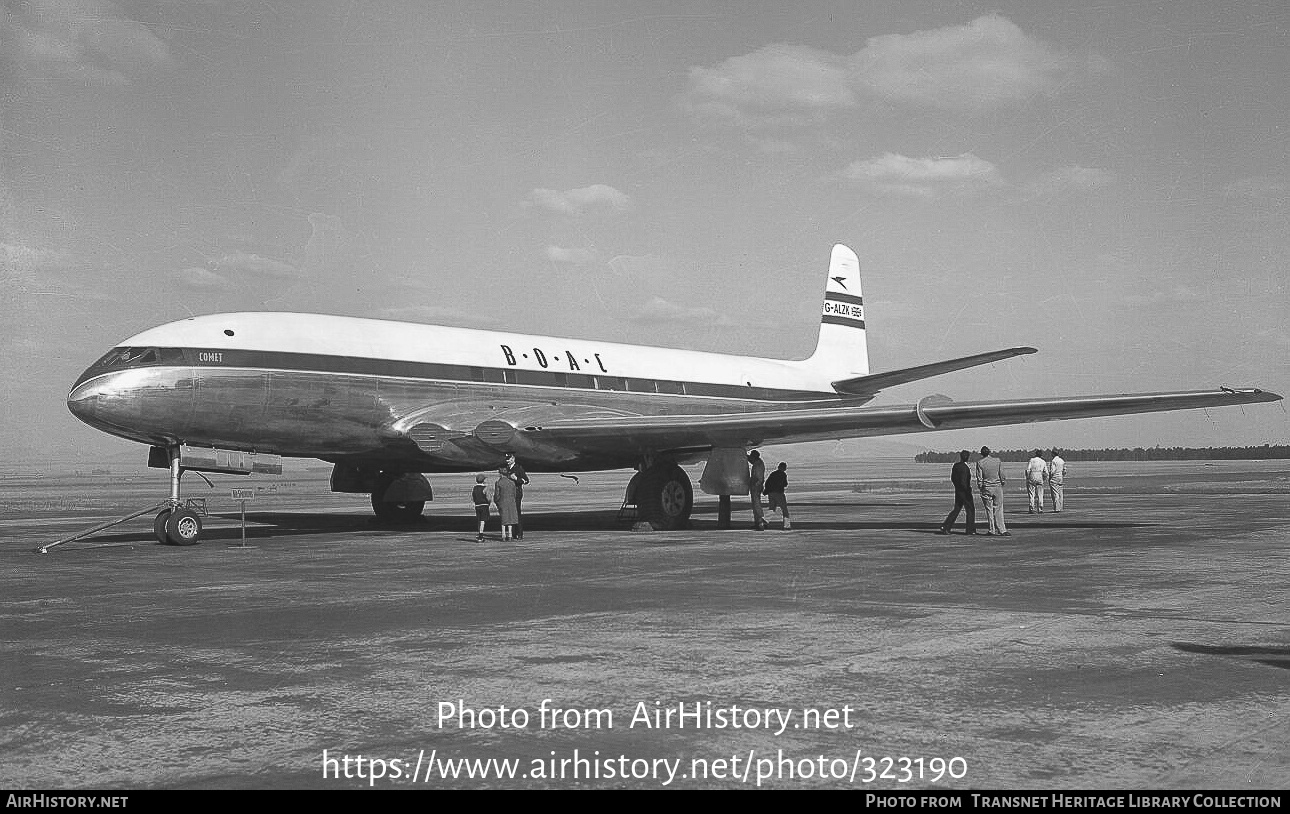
[88, 347, 159, 371]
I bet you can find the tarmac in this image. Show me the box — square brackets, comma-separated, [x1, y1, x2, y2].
[1, 457, 1288, 790]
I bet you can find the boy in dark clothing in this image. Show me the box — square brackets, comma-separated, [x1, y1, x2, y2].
[472, 474, 491, 542]
[764, 462, 791, 530]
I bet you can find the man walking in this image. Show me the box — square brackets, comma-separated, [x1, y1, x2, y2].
[975, 446, 1010, 536]
[748, 450, 768, 530]
[937, 450, 976, 535]
[1047, 449, 1067, 512]
[764, 461, 791, 530]
[1025, 449, 1047, 514]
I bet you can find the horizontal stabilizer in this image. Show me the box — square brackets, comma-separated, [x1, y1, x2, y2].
[832, 347, 1037, 397]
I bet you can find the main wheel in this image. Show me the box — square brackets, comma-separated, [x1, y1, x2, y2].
[370, 493, 426, 523]
[637, 463, 693, 530]
[153, 509, 173, 544]
[165, 508, 203, 546]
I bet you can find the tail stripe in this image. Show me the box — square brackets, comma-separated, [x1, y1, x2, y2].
[824, 292, 863, 306]
[822, 314, 866, 329]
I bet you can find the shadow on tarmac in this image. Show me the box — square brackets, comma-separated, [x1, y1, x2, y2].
[54, 505, 1152, 549]
[1172, 642, 1290, 670]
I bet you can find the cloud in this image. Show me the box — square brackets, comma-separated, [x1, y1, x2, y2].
[170, 250, 302, 293]
[1221, 177, 1289, 201]
[852, 15, 1077, 111]
[1120, 286, 1206, 307]
[1, 0, 172, 86]
[1, 240, 73, 278]
[544, 245, 597, 265]
[0, 239, 118, 304]
[526, 185, 631, 215]
[684, 43, 855, 120]
[176, 267, 232, 292]
[214, 251, 303, 280]
[841, 152, 1003, 197]
[682, 14, 1084, 123]
[376, 305, 503, 327]
[629, 296, 734, 326]
[1023, 165, 1116, 198]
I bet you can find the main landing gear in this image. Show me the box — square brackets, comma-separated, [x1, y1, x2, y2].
[627, 460, 693, 530]
[328, 464, 434, 524]
[370, 472, 433, 524]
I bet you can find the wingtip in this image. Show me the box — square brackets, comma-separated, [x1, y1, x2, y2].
[1221, 386, 1283, 402]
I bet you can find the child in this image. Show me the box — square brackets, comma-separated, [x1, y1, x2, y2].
[471, 474, 491, 541]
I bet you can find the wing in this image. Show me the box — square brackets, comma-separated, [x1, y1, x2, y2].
[477, 387, 1281, 460]
[832, 346, 1037, 397]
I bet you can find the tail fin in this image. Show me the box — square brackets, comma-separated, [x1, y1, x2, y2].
[805, 244, 870, 377]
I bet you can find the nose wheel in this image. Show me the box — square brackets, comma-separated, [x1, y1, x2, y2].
[154, 506, 203, 545]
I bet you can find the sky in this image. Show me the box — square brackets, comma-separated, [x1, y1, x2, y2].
[2, 0, 1288, 467]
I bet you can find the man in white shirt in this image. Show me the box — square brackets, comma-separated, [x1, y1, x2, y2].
[1025, 450, 1047, 514]
[975, 446, 1009, 536]
[1047, 449, 1067, 512]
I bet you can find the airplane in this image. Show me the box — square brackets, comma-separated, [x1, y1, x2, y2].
[65, 244, 1280, 546]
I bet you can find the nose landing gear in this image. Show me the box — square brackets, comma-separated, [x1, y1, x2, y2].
[152, 448, 205, 545]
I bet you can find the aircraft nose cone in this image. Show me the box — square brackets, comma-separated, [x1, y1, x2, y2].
[66, 379, 105, 425]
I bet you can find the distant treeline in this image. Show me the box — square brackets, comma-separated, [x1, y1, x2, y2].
[915, 445, 1290, 463]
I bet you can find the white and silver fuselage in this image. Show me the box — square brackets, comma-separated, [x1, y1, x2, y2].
[67, 312, 855, 472]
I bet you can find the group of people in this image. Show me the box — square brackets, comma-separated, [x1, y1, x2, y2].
[938, 447, 1067, 536]
[469, 445, 1065, 539]
[471, 449, 796, 540]
[472, 452, 529, 541]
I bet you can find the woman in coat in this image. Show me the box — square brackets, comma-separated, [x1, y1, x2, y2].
[493, 469, 520, 540]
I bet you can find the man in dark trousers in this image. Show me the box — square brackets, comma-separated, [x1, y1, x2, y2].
[503, 452, 530, 540]
[937, 450, 977, 535]
[764, 461, 791, 530]
[748, 450, 768, 530]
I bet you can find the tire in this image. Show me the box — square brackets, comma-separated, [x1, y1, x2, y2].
[165, 508, 203, 546]
[637, 463, 693, 530]
[370, 493, 426, 523]
[153, 509, 173, 544]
